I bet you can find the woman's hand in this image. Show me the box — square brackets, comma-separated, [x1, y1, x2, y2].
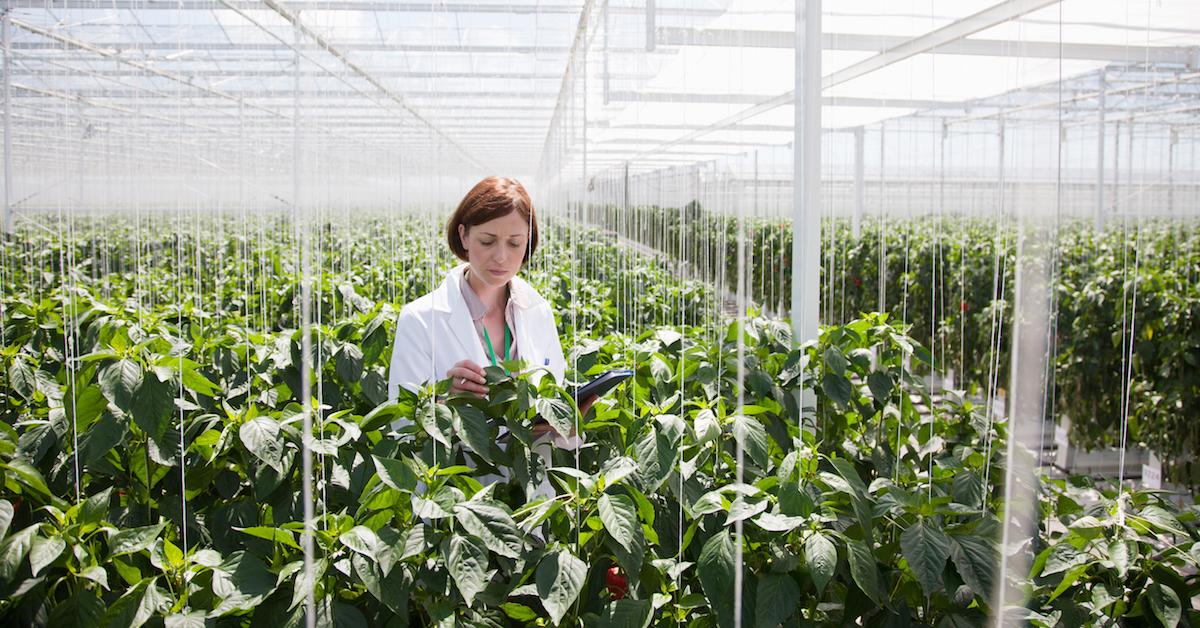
[531, 397, 594, 439]
[447, 359, 488, 396]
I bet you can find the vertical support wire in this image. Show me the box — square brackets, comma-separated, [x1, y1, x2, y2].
[733, 156, 747, 628]
[294, 21, 317, 628]
[175, 0, 189, 557]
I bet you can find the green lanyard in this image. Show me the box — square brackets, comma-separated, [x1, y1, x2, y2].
[483, 325, 510, 367]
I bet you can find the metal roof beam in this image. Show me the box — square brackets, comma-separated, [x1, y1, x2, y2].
[257, 0, 491, 172]
[950, 69, 1200, 124]
[11, 40, 582, 54]
[624, 0, 1060, 164]
[7, 88, 562, 99]
[607, 90, 953, 109]
[10, 1, 723, 16]
[7, 66, 577, 80]
[657, 27, 1198, 65]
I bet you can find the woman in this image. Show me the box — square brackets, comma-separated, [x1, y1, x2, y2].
[386, 176, 580, 448]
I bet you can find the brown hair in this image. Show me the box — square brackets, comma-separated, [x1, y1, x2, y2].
[447, 177, 539, 263]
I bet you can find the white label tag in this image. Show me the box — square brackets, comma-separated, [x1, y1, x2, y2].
[1142, 450, 1162, 490]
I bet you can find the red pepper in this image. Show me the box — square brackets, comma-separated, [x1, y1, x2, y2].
[605, 566, 627, 600]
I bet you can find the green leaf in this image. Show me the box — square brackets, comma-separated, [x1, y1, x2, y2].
[0, 499, 14, 541]
[755, 573, 800, 627]
[633, 427, 673, 493]
[418, 403, 453, 447]
[598, 493, 642, 555]
[335, 344, 365, 384]
[339, 526, 382, 561]
[1148, 582, 1182, 628]
[731, 415, 769, 470]
[698, 530, 736, 628]
[600, 456, 639, 488]
[535, 548, 587, 625]
[99, 359, 143, 414]
[951, 469, 984, 509]
[454, 405, 495, 465]
[9, 357, 36, 401]
[131, 373, 176, 442]
[866, 370, 894, 403]
[805, 531, 837, 596]
[100, 577, 169, 628]
[828, 458, 874, 542]
[949, 535, 996, 604]
[239, 417, 285, 472]
[48, 587, 106, 627]
[80, 412, 127, 466]
[212, 551, 278, 615]
[30, 534, 66, 576]
[65, 385, 108, 433]
[901, 519, 951, 597]
[447, 534, 490, 607]
[824, 347, 848, 375]
[454, 500, 523, 559]
[108, 522, 167, 556]
[181, 367, 220, 397]
[501, 603, 539, 622]
[1132, 505, 1187, 537]
[1108, 533, 1129, 579]
[1040, 542, 1087, 576]
[78, 565, 110, 590]
[1047, 563, 1088, 603]
[821, 372, 853, 408]
[163, 611, 208, 628]
[536, 397, 576, 438]
[2, 458, 58, 505]
[753, 512, 805, 532]
[372, 455, 417, 492]
[237, 526, 300, 550]
[361, 398, 413, 433]
[726, 497, 769, 526]
[80, 487, 113, 529]
[599, 598, 653, 628]
[846, 537, 883, 605]
[0, 525, 37, 581]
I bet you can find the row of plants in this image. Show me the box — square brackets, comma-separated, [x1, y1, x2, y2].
[0, 215, 1197, 625]
[588, 202, 1200, 487]
[0, 214, 716, 341]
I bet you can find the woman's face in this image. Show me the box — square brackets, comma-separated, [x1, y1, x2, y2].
[458, 210, 530, 289]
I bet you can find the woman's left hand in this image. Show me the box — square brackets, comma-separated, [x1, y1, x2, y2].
[531, 397, 593, 438]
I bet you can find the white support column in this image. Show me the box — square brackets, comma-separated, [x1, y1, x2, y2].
[995, 212, 1053, 627]
[2, 3, 12, 234]
[1113, 120, 1121, 218]
[645, 0, 655, 52]
[853, 127, 864, 238]
[1168, 128, 1177, 215]
[1095, 70, 1106, 231]
[793, 0, 821, 403]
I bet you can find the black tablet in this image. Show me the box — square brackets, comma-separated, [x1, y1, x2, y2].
[573, 369, 634, 403]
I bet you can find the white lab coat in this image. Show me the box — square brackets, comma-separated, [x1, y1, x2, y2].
[387, 263, 567, 398]
[386, 264, 581, 459]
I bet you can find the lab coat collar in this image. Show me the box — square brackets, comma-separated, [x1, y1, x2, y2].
[432, 264, 545, 313]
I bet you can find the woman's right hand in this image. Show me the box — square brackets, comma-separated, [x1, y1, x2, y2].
[448, 359, 488, 396]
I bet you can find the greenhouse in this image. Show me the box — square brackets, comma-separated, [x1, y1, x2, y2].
[1, 0, 1198, 625]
